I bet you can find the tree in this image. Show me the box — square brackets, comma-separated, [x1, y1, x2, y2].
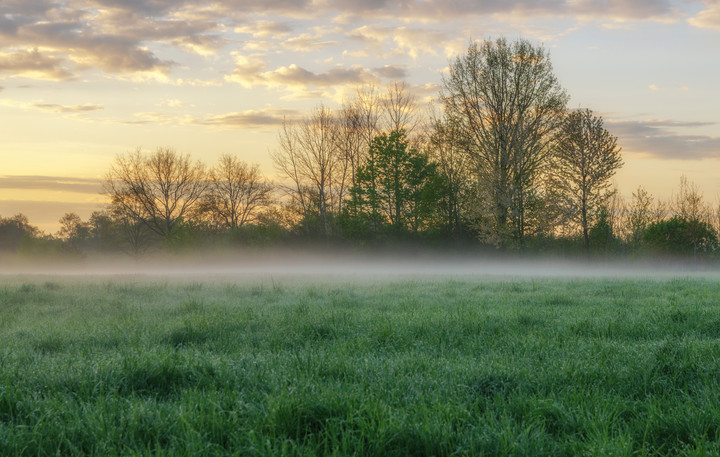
[202, 155, 272, 230]
[624, 186, 665, 250]
[588, 205, 620, 256]
[552, 108, 623, 256]
[86, 210, 124, 252]
[643, 217, 717, 257]
[272, 106, 344, 237]
[56, 212, 90, 251]
[336, 102, 367, 193]
[442, 38, 568, 247]
[671, 176, 708, 223]
[382, 81, 419, 136]
[336, 86, 384, 194]
[427, 115, 471, 238]
[0, 214, 40, 252]
[103, 147, 208, 244]
[349, 130, 444, 237]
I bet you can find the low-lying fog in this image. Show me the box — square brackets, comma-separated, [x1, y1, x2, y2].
[1, 248, 717, 280]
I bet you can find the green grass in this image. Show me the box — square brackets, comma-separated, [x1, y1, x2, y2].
[1, 276, 720, 456]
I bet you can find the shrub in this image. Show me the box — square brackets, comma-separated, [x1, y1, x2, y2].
[642, 217, 717, 257]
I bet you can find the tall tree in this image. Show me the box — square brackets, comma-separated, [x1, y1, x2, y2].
[336, 102, 366, 193]
[350, 130, 444, 236]
[427, 115, 471, 238]
[203, 155, 272, 230]
[552, 108, 623, 256]
[272, 106, 343, 237]
[103, 147, 208, 243]
[442, 38, 568, 247]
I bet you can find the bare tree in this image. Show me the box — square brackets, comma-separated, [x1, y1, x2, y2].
[382, 81, 419, 136]
[623, 186, 665, 248]
[103, 147, 208, 242]
[671, 175, 709, 222]
[336, 103, 366, 191]
[427, 114, 471, 237]
[271, 106, 342, 237]
[108, 193, 152, 255]
[203, 155, 272, 229]
[353, 84, 383, 151]
[552, 108, 623, 256]
[335, 85, 384, 201]
[442, 38, 568, 247]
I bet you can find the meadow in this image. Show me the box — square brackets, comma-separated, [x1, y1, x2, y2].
[1, 274, 720, 456]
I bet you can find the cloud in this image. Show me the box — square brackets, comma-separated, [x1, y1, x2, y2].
[119, 111, 189, 125]
[116, 108, 301, 129]
[281, 33, 340, 52]
[172, 33, 229, 56]
[328, 0, 681, 22]
[348, 25, 392, 46]
[349, 25, 449, 59]
[0, 48, 74, 81]
[688, 1, 720, 29]
[643, 119, 716, 128]
[569, 0, 680, 21]
[0, 3, 178, 77]
[409, 82, 441, 103]
[392, 27, 447, 59]
[234, 20, 293, 38]
[32, 103, 103, 113]
[227, 54, 379, 90]
[0, 98, 103, 116]
[227, 54, 268, 87]
[0, 0, 686, 85]
[372, 65, 408, 79]
[263, 65, 377, 87]
[0, 175, 102, 194]
[607, 119, 720, 160]
[194, 109, 301, 128]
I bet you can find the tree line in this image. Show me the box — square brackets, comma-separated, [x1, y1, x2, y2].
[2, 38, 718, 260]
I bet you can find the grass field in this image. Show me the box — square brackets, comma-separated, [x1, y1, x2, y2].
[1, 275, 720, 456]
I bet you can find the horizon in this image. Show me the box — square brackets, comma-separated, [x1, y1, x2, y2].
[1, 0, 719, 234]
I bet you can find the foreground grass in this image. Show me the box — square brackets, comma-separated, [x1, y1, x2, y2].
[1, 276, 720, 456]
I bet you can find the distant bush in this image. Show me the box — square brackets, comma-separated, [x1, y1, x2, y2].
[642, 217, 717, 257]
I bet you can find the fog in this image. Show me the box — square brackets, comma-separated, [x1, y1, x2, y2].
[1, 248, 717, 281]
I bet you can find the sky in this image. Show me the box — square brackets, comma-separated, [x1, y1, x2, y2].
[0, 0, 719, 233]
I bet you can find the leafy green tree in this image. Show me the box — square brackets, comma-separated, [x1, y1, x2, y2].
[588, 206, 620, 256]
[0, 214, 40, 252]
[86, 210, 124, 252]
[348, 130, 445, 238]
[643, 217, 717, 257]
[56, 212, 91, 252]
